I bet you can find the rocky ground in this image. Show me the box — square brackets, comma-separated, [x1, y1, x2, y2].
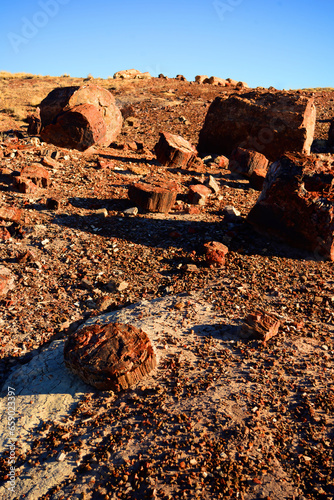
[0, 74, 333, 500]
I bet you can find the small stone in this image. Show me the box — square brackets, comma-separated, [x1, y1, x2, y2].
[0, 266, 15, 297]
[41, 156, 60, 169]
[46, 197, 61, 210]
[106, 280, 129, 293]
[222, 206, 241, 220]
[204, 241, 229, 267]
[96, 208, 108, 218]
[123, 207, 138, 216]
[188, 184, 211, 205]
[56, 451, 66, 462]
[206, 175, 220, 193]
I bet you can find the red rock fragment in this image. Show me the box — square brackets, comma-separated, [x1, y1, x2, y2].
[41, 156, 60, 169]
[27, 108, 41, 135]
[128, 178, 179, 213]
[198, 91, 316, 161]
[0, 266, 15, 297]
[188, 184, 212, 205]
[247, 153, 334, 260]
[204, 241, 229, 267]
[21, 163, 50, 188]
[249, 169, 267, 191]
[229, 147, 269, 177]
[241, 310, 280, 342]
[0, 206, 22, 223]
[64, 322, 157, 391]
[0, 227, 11, 240]
[15, 178, 38, 194]
[155, 132, 198, 169]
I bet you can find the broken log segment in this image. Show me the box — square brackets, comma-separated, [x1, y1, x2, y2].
[155, 131, 198, 169]
[64, 322, 157, 392]
[128, 177, 180, 213]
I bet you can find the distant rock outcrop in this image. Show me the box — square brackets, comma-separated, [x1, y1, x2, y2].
[113, 69, 151, 79]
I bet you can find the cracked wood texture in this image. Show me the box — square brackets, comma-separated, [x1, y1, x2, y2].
[64, 322, 157, 391]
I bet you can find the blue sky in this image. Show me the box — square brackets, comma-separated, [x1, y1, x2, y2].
[0, 0, 333, 89]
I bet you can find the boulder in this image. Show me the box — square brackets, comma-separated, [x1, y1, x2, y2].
[236, 81, 249, 89]
[207, 76, 228, 86]
[227, 78, 238, 86]
[247, 153, 334, 260]
[249, 169, 266, 191]
[195, 75, 209, 84]
[27, 108, 41, 135]
[176, 75, 187, 81]
[64, 322, 157, 391]
[0, 206, 22, 223]
[19, 163, 50, 188]
[198, 90, 316, 161]
[113, 69, 151, 79]
[155, 132, 198, 169]
[39, 84, 123, 150]
[229, 147, 269, 178]
[128, 177, 180, 213]
[41, 103, 107, 151]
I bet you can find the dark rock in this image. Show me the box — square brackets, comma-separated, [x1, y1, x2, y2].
[247, 153, 334, 260]
[64, 322, 157, 391]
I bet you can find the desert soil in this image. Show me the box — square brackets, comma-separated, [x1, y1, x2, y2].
[0, 74, 333, 500]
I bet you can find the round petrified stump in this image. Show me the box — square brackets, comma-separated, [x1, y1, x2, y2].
[64, 322, 156, 391]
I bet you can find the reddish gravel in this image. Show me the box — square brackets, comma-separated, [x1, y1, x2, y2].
[0, 75, 333, 500]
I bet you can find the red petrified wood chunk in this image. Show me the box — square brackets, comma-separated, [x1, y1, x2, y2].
[19, 163, 50, 188]
[204, 241, 229, 267]
[64, 322, 157, 391]
[198, 90, 316, 161]
[247, 153, 334, 260]
[128, 177, 179, 213]
[0, 206, 22, 223]
[229, 147, 269, 178]
[155, 132, 198, 169]
[188, 184, 212, 205]
[0, 266, 15, 297]
[241, 310, 280, 342]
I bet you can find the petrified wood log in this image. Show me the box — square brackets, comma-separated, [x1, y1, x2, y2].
[247, 153, 334, 260]
[64, 322, 157, 391]
[39, 84, 123, 149]
[241, 310, 280, 342]
[41, 104, 107, 151]
[229, 147, 269, 178]
[198, 90, 316, 161]
[155, 132, 198, 169]
[128, 177, 179, 213]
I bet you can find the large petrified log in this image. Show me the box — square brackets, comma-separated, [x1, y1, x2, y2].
[64, 322, 157, 391]
[247, 153, 334, 260]
[155, 132, 198, 169]
[39, 84, 123, 150]
[41, 104, 107, 151]
[128, 177, 179, 213]
[198, 90, 316, 161]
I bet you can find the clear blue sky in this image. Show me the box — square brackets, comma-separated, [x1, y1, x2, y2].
[0, 0, 332, 89]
